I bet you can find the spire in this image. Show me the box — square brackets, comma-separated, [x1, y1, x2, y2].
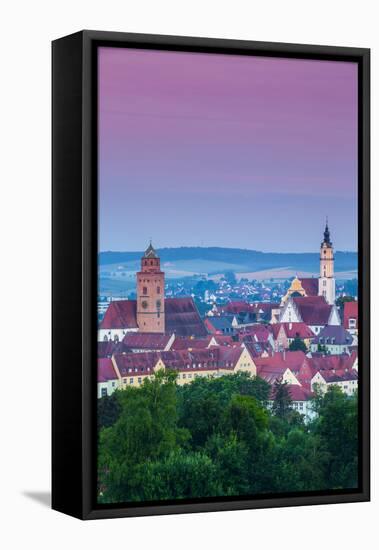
[323, 218, 332, 246]
[143, 241, 158, 259]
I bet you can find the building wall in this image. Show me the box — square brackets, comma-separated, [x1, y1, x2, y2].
[97, 379, 120, 398]
[136, 255, 165, 333]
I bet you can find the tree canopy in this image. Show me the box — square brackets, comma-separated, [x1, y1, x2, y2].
[98, 372, 358, 504]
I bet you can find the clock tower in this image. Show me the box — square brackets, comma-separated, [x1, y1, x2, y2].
[136, 243, 165, 333]
[318, 221, 335, 305]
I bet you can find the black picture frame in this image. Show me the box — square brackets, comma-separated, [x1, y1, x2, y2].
[52, 30, 370, 520]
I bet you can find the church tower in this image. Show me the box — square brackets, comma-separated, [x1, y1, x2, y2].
[318, 221, 335, 305]
[136, 243, 165, 333]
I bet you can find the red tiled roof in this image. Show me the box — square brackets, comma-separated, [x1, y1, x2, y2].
[211, 334, 235, 346]
[288, 384, 313, 401]
[221, 301, 251, 314]
[281, 322, 315, 339]
[308, 353, 357, 373]
[98, 340, 122, 358]
[292, 296, 332, 325]
[100, 297, 207, 337]
[113, 352, 161, 376]
[343, 301, 358, 329]
[100, 300, 138, 330]
[257, 364, 290, 384]
[299, 278, 319, 297]
[123, 332, 172, 350]
[316, 368, 358, 383]
[98, 358, 118, 382]
[271, 323, 285, 339]
[171, 336, 211, 351]
[165, 297, 208, 337]
[254, 350, 307, 370]
[238, 324, 272, 343]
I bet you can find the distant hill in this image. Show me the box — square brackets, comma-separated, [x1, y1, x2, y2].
[99, 247, 357, 276]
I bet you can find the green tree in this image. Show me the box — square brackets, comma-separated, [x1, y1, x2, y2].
[97, 392, 121, 430]
[98, 370, 189, 503]
[139, 449, 222, 501]
[272, 379, 293, 420]
[336, 295, 355, 316]
[312, 385, 358, 489]
[289, 337, 307, 352]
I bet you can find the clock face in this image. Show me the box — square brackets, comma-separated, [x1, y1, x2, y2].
[141, 300, 148, 309]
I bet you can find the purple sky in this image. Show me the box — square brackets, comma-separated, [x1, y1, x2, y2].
[98, 47, 358, 253]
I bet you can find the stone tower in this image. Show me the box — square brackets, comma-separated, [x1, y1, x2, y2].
[136, 243, 165, 333]
[318, 221, 335, 305]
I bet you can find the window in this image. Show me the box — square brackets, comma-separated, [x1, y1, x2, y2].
[103, 335, 108, 342]
[138, 377, 142, 384]
[101, 388, 107, 397]
[130, 378, 134, 384]
[157, 286, 161, 294]
[143, 286, 147, 295]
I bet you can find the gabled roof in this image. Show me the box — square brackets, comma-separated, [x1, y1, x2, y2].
[243, 341, 272, 358]
[204, 316, 234, 332]
[239, 324, 272, 343]
[98, 340, 122, 358]
[211, 334, 235, 347]
[123, 332, 173, 350]
[343, 301, 358, 329]
[281, 322, 315, 339]
[100, 300, 138, 330]
[299, 278, 319, 297]
[308, 352, 357, 372]
[100, 297, 207, 337]
[171, 336, 211, 351]
[292, 296, 332, 326]
[165, 297, 208, 337]
[313, 325, 353, 346]
[257, 364, 292, 384]
[269, 384, 313, 401]
[254, 350, 308, 371]
[98, 358, 119, 382]
[315, 368, 358, 384]
[113, 352, 161, 376]
[287, 384, 313, 401]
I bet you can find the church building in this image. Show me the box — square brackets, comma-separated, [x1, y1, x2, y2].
[318, 221, 335, 305]
[98, 243, 208, 342]
[281, 221, 336, 306]
[136, 243, 165, 333]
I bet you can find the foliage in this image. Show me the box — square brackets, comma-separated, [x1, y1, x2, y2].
[98, 371, 358, 503]
[271, 379, 293, 419]
[336, 295, 356, 315]
[289, 337, 307, 352]
[97, 392, 121, 430]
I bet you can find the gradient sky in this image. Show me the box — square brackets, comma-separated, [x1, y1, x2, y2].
[98, 47, 358, 253]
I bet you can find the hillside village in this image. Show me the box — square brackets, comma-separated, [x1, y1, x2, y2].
[98, 223, 358, 421]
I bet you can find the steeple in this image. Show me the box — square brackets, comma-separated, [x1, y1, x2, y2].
[136, 241, 165, 333]
[322, 217, 332, 247]
[143, 241, 158, 259]
[318, 219, 335, 305]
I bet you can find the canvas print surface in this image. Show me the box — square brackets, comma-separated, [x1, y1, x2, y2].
[97, 47, 359, 505]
